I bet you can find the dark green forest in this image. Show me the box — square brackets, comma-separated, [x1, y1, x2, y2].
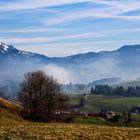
[91, 85, 140, 97]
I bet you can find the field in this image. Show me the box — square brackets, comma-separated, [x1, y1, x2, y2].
[69, 94, 140, 113]
[69, 94, 140, 127]
[0, 122, 140, 140]
[0, 97, 140, 139]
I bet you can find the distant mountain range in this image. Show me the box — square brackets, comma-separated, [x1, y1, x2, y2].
[2, 42, 140, 65]
[1, 42, 140, 95]
[1, 42, 140, 84]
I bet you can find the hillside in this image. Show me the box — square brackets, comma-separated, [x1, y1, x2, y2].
[0, 97, 24, 124]
[0, 97, 140, 139]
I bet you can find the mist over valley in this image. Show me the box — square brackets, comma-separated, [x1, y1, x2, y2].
[1, 42, 140, 96]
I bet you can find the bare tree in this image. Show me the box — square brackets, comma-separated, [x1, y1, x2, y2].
[19, 71, 68, 122]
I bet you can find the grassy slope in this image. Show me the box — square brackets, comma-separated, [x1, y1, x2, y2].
[0, 97, 23, 111]
[0, 97, 140, 139]
[0, 97, 24, 124]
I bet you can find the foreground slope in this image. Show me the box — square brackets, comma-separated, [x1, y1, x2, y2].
[0, 123, 140, 140]
[0, 97, 24, 124]
[0, 97, 140, 140]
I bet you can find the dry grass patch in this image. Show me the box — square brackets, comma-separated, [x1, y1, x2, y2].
[0, 123, 140, 140]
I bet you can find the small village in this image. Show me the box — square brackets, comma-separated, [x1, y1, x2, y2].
[55, 94, 140, 124]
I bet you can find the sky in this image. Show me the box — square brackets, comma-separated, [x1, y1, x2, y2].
[1, 0, 140, 57]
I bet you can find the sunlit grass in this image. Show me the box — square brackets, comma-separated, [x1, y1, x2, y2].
[0, 123, 140, 140]
[0, 97, 140, 139]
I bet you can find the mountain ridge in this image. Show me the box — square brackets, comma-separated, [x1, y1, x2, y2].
[1, 42, 140, 59]
[1, 42, 140, 84]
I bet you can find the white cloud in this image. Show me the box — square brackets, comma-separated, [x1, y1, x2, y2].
[41, 64, 75, 84]
[0, 0, 140, 20]
[41, 0, 140, 25]
[2, 27, 140, 45]
[0, 0, 91, 11]
[0, 28, 65, 33]
[43, 2, 140, 25]
[0, 0, 140, 25]
[43, 7, 116, 25]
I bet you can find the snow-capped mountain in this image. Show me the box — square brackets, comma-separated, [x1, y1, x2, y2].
[0, 42, 9, 52]
[0, 42, 48, 62]
[1, 42, 140, 84]
[1, 42, 140, 65]
[48, 44, 140, 66]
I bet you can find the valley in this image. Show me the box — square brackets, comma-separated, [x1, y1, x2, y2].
[0, 97, 140, 140]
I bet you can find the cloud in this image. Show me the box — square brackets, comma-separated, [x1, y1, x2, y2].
[0, 0, 91, 11]
[42, 3, 118, 25]
[0, 0, 140, 22]
[2, 27, 140, 45]
[43, 8, 115, 26]
[41, 64, 75, 84]
[0, 28, 65, 33]
[41, 0, 140, 25]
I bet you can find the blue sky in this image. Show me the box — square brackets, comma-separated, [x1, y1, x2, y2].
[1, 0, 140, 56]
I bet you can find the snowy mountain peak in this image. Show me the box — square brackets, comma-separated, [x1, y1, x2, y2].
[0, 42, 21, 55]
[0, 42, 9, 52]
[0, 41, 48, 63]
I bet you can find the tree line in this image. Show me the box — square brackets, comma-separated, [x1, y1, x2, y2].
[91, 85, 140, 97]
